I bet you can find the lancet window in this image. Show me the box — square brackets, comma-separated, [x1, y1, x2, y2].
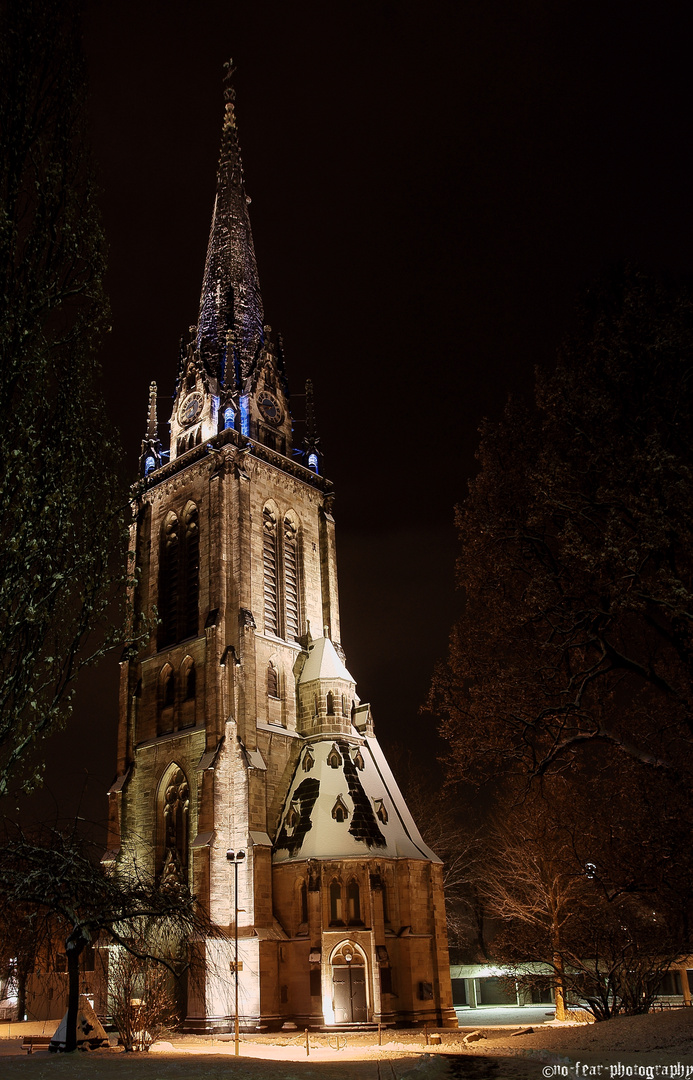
[182, 657, 196, 701]
[157, 664, 175, 735]
[329, 880, 343, 924]
[159, 765, 190, 887]
[158, 501, 200, 648]
[159, 512, 179, 647]
[183, 502, 199, 639]
[347, 879, 361, 924]
[267, 661, 279, 698]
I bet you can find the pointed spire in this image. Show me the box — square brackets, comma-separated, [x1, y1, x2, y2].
[139, 381, 161, 478]
[196, 60, 264, 386]
[145, 380, 158, 439]
[303, 378, 321, 473]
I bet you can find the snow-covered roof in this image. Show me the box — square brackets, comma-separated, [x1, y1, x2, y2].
[299, 636, 355, 685]
[273, 733, 440, 864]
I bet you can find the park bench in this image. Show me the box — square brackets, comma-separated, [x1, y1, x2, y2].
[21, 1035, 52, 1053]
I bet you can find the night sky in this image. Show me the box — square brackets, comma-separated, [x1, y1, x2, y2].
[17, 1, 693, 825]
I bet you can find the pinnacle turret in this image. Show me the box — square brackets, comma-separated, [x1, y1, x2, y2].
[196, 60, 264, 386]
[139, 381, 161, 477]
[303, 378, 321, 473]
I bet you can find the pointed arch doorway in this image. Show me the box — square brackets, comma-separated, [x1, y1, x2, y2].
[331, 942, 367, 1024]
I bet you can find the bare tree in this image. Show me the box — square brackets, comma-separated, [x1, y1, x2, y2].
[478, 782, 691, 1020]
[106, 923, 178, 1051]
[429, 270, 693, 788]
[0, 826, 225, 1051]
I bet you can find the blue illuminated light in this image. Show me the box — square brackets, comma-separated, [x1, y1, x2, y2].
[308, 452, 319, 473]
[240, 396, 249, 437]
[144, 456, 156, 476]
[224, 406, 235, 429]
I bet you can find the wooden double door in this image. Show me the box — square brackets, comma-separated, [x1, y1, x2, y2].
[332, 945, 367, 1024]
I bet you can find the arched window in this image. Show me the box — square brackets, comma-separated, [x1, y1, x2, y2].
[159, 765, 190, 886]
[163, 670, 175, 708]
[182, 502, 199, 640]
[181, 657, 196, 701]
[240, 396, 250, 437]
[329, 880, 343, 924]
[347, 879, 361, 924]
[382, 881, 390, 924]
[158, 503, 201, 648]
[144, 455, 156, 476]
[159, 513, 179, 648]
[308, 452, 318, 473]
[267, 661, 279, 698]
[283, 513, 301, 641]
[326, 691, 335, 716]
[262, 503, 279, 635]
[224, 406, 235, 429]
[158, 664, 175, 735]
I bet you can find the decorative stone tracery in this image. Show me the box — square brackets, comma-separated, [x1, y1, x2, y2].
[159, 766, 190, 887]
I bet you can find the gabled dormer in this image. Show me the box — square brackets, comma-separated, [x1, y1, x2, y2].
[242, 329, 292, 456]
[170, 341, 220, 461]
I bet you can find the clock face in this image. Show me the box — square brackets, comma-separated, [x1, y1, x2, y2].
[258, 391, 283, 426]
[179, 391, 203, 427]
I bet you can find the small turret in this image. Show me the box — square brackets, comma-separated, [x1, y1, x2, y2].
[303, 378, 321, 474]
[138, 381, 161, 478]
[296, 635, 357, 737]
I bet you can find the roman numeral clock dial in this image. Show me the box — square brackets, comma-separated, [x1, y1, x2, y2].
[179, 391, 203, 426]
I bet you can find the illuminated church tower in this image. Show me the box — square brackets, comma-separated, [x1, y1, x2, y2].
[107, 62, 455, 1031]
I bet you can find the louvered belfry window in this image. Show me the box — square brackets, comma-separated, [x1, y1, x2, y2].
[263, 505, 279, 635]
[263, 504, 302, 641]
[284, 514, 300, 642]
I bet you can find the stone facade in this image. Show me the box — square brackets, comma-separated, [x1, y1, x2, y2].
[106, 62, 455, 1032]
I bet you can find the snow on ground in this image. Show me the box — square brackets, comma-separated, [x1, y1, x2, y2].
[0, 1011, 692, 1078]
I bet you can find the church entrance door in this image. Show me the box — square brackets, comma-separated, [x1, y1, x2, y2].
[331, 943, 367, 1024]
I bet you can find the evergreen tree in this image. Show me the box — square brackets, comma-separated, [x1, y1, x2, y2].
[0, 0, 129, 795]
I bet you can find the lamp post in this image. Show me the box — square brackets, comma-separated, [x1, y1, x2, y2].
[226, 849, 245, 1056]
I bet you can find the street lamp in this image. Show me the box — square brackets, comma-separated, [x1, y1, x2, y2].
[226, 849, 245, 1056]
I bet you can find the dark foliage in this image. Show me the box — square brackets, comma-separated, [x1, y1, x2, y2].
[430, 269, 693, 785]
[0, 825, 223, 1051]
[0, 0, 130, 795]
[428, 269, 693, 1012]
